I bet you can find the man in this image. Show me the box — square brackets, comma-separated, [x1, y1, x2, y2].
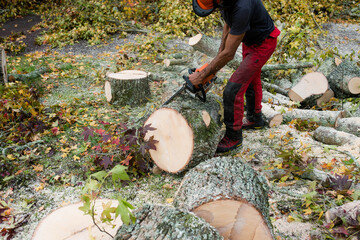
[189, 0, 280, 153]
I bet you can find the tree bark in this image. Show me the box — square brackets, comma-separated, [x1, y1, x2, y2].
[313, 126, 360, 146]
[174, 156, 274, 240]
[1, 48, 8, 84]
[144, 93, 222, 173]
[262, 82, 289, 96]
[270, 105, 346, 127]
[316, 57, 342, 78]
[163, 58, 188, 67]
[114, 204, 223, 240]
[300, 88, 335, 108]
[327, 59, 360, 98]
[334, 117, 360, 137]
[325, 200, 360, 225]
[104, 70, 150, 106]
[262, 91, 292, 106]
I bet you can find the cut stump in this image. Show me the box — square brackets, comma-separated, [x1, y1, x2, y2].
[104, 70, 150, 106]
[32, 199, 121, 240]
[144, 94, 222, 173]
[1, 48, 8, 84]
[174, 156, 274, 240]
[114, 204, 223, 240]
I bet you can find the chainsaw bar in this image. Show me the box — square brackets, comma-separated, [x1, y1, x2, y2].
[162, 84, 186, 106]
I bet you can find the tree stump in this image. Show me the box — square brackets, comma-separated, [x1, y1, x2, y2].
[288, 72, 332, 107]
[1, 48, 8, 84]
[114, 204, 223, 240]
[327, 59, 360, 98]
[32, 199, 121, 240]
[104, 70, 150, 106]
[335, 117, 360, 137]
[174, 156, 274, 240]
[144, 93, 222, 173]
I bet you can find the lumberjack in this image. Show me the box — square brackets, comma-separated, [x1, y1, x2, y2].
[189, 0, 280, 153]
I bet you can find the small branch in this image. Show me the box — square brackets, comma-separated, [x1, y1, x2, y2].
[91, 202, 114, 239]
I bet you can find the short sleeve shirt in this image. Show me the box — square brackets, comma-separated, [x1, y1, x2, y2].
[221, 0, 275, 46]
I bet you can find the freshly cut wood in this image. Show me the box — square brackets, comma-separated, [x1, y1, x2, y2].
[271, 105, 346, 127]
[174, 156, 274, 240]
[334, 117, 360, 137]
[1, 48, 7, 84]
[288, 72, 328, 103]
[163, 58, 188, 67]
[327, 59, 360, 98]
[144, 93, 222, 173]
[313, 126, 359, 146]
[325, 200, 360, 225]
[104, 70, 150, 106]
[114, 204, 222, 240]
[301, 88, 335, 107]
[261, 103, 283, 127]
[32, 199, 122, 240]
[188, 33, 314, 72]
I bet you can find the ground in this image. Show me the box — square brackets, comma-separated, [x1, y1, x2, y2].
[1, 14, 360, 240]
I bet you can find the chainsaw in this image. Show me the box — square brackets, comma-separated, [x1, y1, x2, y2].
[162, 63, 217, 106]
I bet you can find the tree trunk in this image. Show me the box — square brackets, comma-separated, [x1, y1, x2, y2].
[300, 88, 335, 108]
[174, 156, 274, 240]
[316, 57, 342, 78]
[144, 93, 222, 173]
[104, 70, 150, 106]
[313, 126, 360, 146]
[261, 103, 283, 127]
[1, 48, 7, 84]
[327, 59, 360, 98]
[271, 105, 346, 127]
[334, 117, 360, 137]
[114, 204, 223, 240]
[288, 72, 330, 106]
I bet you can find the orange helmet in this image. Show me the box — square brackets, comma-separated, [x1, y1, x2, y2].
[192, 0, 220, 17]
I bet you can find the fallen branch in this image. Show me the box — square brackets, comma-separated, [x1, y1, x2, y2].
[262, 82, 289, 96]
[8, 67, 50, 82]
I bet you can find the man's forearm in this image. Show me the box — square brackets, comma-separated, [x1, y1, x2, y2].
[219, 23, 230, 53]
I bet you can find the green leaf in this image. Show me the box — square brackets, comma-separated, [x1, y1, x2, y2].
[342, 158, 354, 166]
[85, 179, 100, 191]
[110, 165, 130, 182]
[78, 195, 91, 215]
[115, 200, 131, 225]
[91, 170, 107, 181]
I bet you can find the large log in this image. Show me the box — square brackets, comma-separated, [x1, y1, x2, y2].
[188, 34, 313, 72]
[271, 105, 346, 127]
[144, 93, 222, 173]
[104, 70, 150, 106]
[174, 156, 274, 240]
[288, 72, 333, 107]
[114, 204, 223, 240]
[261, 103, 283, 127]
[316, 57, 342, 78]
[327, 59, 360, 98]
[313, 126, 360, 146]
[1, 48, 7, 84]
[335, 117, 360, 137]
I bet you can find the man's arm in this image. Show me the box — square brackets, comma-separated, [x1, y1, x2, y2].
[189, 31, 245, 85]
[218, 23, 230, 53]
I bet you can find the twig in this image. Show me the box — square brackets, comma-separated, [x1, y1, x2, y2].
[91, 201, 114, 239]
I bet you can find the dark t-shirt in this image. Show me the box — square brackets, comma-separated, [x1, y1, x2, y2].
[221, 0, 274, 46]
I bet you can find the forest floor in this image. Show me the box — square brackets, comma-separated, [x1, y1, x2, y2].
[1, 14, 360, 240]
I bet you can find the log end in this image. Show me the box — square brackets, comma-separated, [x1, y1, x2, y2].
[289, 72, 328, 101]
[193, 199, 273, 240]
[144, 108, 194, 173]
[268, 114, 283, 127]
[348, 77, 360, 94]
[188, 34, 203, 46]
[104, 80, 112, 103]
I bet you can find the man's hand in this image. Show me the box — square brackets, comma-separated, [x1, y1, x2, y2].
[189, 71, 203, 86]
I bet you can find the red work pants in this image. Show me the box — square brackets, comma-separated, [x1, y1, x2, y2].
[223, 34, 278, 132]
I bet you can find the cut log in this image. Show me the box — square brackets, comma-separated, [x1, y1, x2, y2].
[262, 91, 293, 106]
[288, 72, 329, 104]
[313, 126, 360, 146]
[325, 200, 360, 225]
[32, 199, 121, 240]
[1, 48, 8, 84]
[144, 93, 222, 173]
[300, 88, 335, 108]
[271, 105, 346, 127]
[188, 33, 314, 72]
[316, 57, 342, 78]
[174, 156, 274, 240]
[261, 103, 283, 127]
[104, 70, 150, 106]
[262, 82, 289, 96]
[163, 58, 188, 67]
[114, 204, 223, 240]
[335, 117, 360, 137]
[327, 59, 360, 98]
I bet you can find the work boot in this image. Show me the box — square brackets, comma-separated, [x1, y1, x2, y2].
[242, 112, 265, 130]
[216, 129, 242, 153]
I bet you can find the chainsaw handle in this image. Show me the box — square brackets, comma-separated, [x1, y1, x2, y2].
[183, 75, 196, 93]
